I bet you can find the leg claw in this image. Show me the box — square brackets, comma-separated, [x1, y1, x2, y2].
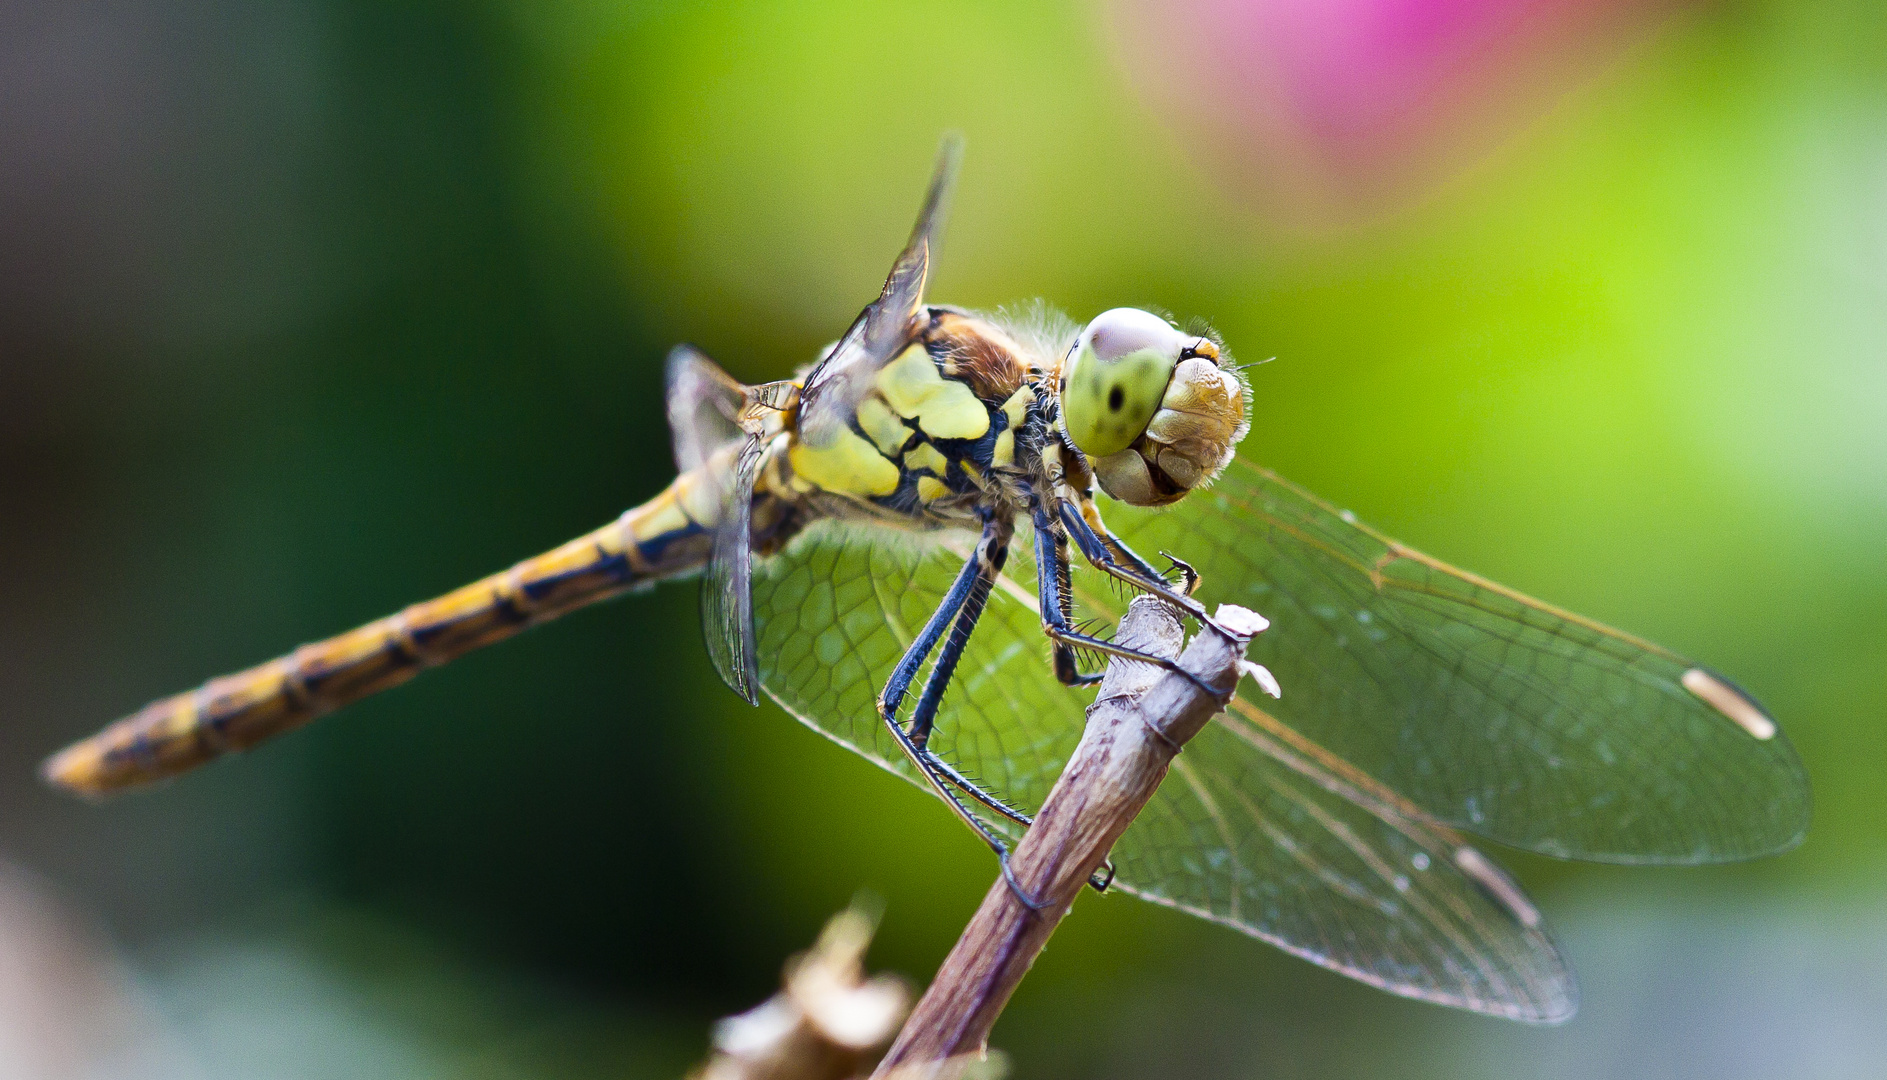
[1000, 848, 1052, 913]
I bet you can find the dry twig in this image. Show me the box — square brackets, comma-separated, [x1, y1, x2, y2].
[686, 903, 1006, 1080]
[689, 904, 910, 1080]
[873, 596, 1265, 1075]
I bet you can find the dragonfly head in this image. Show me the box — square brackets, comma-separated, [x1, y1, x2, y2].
[1059, 307, 1250, 507]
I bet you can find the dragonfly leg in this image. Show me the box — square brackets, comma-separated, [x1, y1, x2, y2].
[1068, 497, 1170, 581]
[927, 749, 1113, 894]
[875, 513, 996, 724]
[1032, 513, 1104, 687]
[902, 514, 1011, 749]
[1043, 621, 1232, 698]
[874, 513, 1055, 905]
[1155, 551, 1202, 597]
[881, 709, 1050, 909]
[925, 752, 1031, 829]
[876, 511, 1110, 898]
[1034, 504, 1232, 697]
[1060, 500, 1236, 642]
[999, 848, 1052, 912]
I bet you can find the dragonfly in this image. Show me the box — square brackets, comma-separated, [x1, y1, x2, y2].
[44, 137, 1809, 1024]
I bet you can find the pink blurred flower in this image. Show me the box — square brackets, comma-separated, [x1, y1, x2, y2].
[1108, 0, 1675, 224]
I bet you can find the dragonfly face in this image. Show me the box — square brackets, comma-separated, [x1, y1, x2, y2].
[44, 135, 1809, 1027]
[1059, 307, 1249, 507]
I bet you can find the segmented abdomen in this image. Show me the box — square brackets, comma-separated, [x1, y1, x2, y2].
[42, 468, 722, 796]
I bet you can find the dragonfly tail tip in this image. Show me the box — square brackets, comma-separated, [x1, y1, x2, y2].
[39, 742, 111, 802]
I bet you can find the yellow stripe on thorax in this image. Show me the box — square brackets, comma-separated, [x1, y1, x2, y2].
[877, 344, 989, 439]
[785, 344, 1004, 502]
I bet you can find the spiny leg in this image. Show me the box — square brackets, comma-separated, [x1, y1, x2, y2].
[874, 513, 1020, 825]
[896, 552, 1035, 834]
[905, 536, 1139, 891]
[877, 514, 993, 724]
[1069, 497, 1169, 583]
[1037, 504, 1231, 698]
[902, 516, 1009, 751]
[925, 752, 1036, 831]
[906, 523, 1120, 898]
[1061, 498, 1194, 601]
[1030, 507, 1110, 687]
[877, 719, 1048, 910]
[1060, 500, 1227, 638]
[882, 557, 1033, 834]
[1024, 507, 1128, 892]
[1038, 523, 1103, 688]
[874, 514, 1048, 909]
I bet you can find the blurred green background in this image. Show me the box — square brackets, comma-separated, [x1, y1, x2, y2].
[2, 0, 1883, 1076]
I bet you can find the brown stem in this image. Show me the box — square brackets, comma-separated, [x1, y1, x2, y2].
[872, 597, 1265, 1075]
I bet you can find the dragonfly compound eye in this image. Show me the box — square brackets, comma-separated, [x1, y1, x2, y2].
[1065, 309, 1251, 507]
[1060, 308, 1183, 460]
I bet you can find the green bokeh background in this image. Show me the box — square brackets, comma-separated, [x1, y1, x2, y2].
[2, 1, 1883, 1076]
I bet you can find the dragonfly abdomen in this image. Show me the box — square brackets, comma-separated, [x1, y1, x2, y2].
[43, 468, 723, 797]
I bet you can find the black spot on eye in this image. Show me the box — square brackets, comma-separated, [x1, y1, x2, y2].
[1108, 386, 1124, 411]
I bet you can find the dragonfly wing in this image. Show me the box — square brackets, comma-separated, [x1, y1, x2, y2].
[751, 520, 1572, 1020]
[1110, 459, 1811, 864]
[668, 344, 772, 703]
[1116, 705, 1575, 1022]
[752, 519, 1083, 836]
[702, 433, 766, 704]
[797, 135, 962, 448]
[666, 344, 747, 473]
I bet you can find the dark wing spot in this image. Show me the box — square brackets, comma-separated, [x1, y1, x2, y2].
[1108, 386, 1124, 411]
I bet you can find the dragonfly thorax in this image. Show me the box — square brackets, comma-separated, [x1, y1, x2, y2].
[773, 307, 1053, 528]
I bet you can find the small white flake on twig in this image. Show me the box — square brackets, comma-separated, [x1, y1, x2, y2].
[1240, 660, 1281, 699]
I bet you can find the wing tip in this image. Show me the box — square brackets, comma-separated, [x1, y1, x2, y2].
[1515, 983, 1581, 1026]
[1113, 882, 1579, 1026]
[912, 134, 965, 243]
[1680, 667, 1778, 741]
[934, 131, 965, 172]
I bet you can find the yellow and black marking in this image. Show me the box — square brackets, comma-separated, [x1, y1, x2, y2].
[786, 309, 1039, 519]
[42, 469, 732, 797]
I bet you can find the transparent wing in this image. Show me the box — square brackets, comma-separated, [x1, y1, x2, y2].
[666, 345, 746, 473]
[1110, 458, 1811, 864]
[702, 434, 765, 705]
[796, 135, 962, 447]
[1120, 707, 1574, 1022]
[750, 520, 1573, 1021]
[668, 344, 768, 704]
[751, 520, 1077, 808]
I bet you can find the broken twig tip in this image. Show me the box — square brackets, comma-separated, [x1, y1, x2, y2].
[1211, 604, 1269, 638]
